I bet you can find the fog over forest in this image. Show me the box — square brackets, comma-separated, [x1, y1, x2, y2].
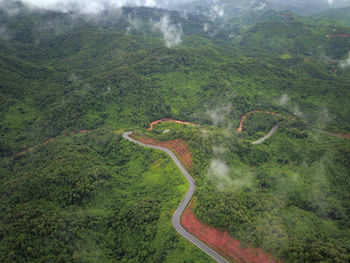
[7, 0, 350, 14]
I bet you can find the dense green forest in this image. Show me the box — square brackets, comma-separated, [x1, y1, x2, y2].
[240, 113, 283, 140]
[141, 120, 350, 262]
[1, 1, 350, 262]
[0, 129, 211, 262]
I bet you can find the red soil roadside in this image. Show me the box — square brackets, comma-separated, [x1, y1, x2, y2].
[326, 34, 350, 38]
[131, 135, 193, 170]
[182, 203, 280, 263]
[236, 111, 282, 133]
[132, 130, 280, 263]
[148, 118, 195, 130]
[333, 133, 350, 139]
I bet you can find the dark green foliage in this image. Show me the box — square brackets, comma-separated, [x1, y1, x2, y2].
[0, 130, 211, 262]
[192, 127, 350, 263]
[1, 4, 350, 263]
[144, 120, 350, 262]
[242, 113, 283, 139]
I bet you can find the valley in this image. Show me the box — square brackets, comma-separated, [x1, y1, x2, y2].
[1, 1, 350, 262]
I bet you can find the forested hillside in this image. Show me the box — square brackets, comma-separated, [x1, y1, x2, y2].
[137, 119, 350, 262]
[1, 1, 350, 262]
[1, 4, 350, 155]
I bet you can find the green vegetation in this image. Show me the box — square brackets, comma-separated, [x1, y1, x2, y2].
[1, 3, 350, 263]
[145, 121, 350, 262]
[0, 130, 211, 262]
[240, 113, 284, 140]
[313, 7, 350, 26]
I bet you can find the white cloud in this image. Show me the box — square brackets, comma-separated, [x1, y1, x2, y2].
[152, 15, 182, 48]
[207, 159, 253, 191]
[212, 4, 224, 17]
[206, 103, 231, 127]
[126, 13, 141, 33]
[15, 0, 350, 15]
[68, 73, 79, 82]
[207, 108, 225, 126]
[203, 23, 209, 32]
[22, 0, 104, 14]
[339, 51, 350, 68]
[208, 159, 231, 190]
[20, 0, 157, 14]
[278, 94, 290, 106]
[253, 2, 266, 10]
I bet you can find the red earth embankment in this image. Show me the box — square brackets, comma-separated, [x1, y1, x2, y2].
[237, 111, 282, 133]
[326, 34, 350, 38]
[182, 203, 280, 263]
[131, 135, 193, 170]
[148, 118, 195, 130]
[333, 133, 350, 139]
[17, 130, 91, 156]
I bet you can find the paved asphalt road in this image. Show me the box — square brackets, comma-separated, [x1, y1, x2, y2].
[252, 123, 280, 145]
[123, 132, 230, 263]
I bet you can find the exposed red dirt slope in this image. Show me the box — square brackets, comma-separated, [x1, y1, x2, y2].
[333, 133, 350, 139]
[133, 133, 280, 262]
[148, 118, 195, 130]
[17, 130, 90, 156]
[237, 111, 282, 133]
[326, 34, 350, 38]
[132, 135, 193, 170]
[182, 203, 280, 263]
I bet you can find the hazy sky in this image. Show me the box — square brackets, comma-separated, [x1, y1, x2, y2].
[15, 0, 350, 14]
[20, 0, 159, 13]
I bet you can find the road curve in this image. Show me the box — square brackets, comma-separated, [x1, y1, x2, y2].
[252, 123, 280, 145]
[122, 132, 230, 263]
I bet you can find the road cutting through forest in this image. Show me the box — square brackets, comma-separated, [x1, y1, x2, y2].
[252, 123, 280, 145]
[14, 117, 349, 262]
[123, 118, 281, 263]
[148, 118, 196, 130]
[236, 111, 283, 133]
[123, 131, 230, 263]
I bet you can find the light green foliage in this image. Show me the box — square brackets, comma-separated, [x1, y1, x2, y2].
[0, 130, 211, 262]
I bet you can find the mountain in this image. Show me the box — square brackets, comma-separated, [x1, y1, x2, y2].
[268, 0, 331, 15]
[169, 0, 350, 18]
[1, 3, 350, 263]
[173, 0, 269, 19]
[312, 7, 350, 26]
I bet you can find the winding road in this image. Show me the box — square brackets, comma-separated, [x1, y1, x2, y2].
[252, 123, 280, 145]
[122, 131, 230, 263]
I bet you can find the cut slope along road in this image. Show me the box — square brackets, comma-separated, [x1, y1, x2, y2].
[123, 131, 230, 263]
